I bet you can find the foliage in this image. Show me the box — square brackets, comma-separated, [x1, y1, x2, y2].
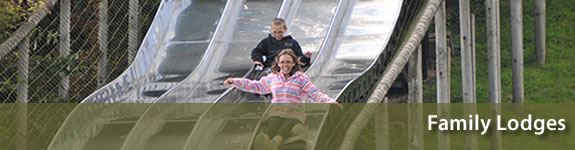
[424, 0, 575, 103]
[1, 0, 162, 103]
[0, 0, 44, 42]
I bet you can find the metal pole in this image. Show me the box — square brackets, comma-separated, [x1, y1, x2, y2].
[511, 0, 524, 103]
[59, 0, 70, 99]
[128, 0, 140, 63]
[435, 1, 450, 149]
[534, 0, 546, 65]
[98, 0, 109, 87]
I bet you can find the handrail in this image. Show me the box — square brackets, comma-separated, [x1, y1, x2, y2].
[368, 0, 443, 103]
[338, 0, 444, 150]
[0, 0, 59, 61]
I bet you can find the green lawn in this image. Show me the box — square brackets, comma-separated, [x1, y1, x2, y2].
[424, 0, 575, 103]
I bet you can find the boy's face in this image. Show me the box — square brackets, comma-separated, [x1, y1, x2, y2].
[271, 24, 286, 41]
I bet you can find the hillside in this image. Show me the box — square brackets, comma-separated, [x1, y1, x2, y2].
[424, 0, 575, 103]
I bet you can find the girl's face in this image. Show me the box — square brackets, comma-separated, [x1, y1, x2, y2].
[278, 55, 295, 76]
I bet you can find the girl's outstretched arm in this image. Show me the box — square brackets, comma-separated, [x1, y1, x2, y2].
[225, 76, 272, 94]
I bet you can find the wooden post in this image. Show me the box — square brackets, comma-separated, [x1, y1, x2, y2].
[128, 0, 140, 63]
[422, 33, 430, 81]
[459, 1, 477, 150]
[486, 0, 503, 149]
[18, 36, 29, 103]
[409, 45, 423, 104]
[511, 0, 524, 103]
[534, 0, 546, 65]
[408, 103, 424, 150]
[435, 1, 450, 103]
[98, 0, 109, 87]
[459, 0, 475, 104]
[408, 45, 423, 150]
[486, 0, 502, 104]
[376, 98, 389, 150]
[16, 35, 29, 150]
[59, 0, 70, 99]
[435, 1, 450, 149]
[471, 13, 477, 101]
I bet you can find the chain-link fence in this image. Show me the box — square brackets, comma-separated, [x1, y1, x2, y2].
[1, 0, 162, 149]
[0, 0, 161, 103]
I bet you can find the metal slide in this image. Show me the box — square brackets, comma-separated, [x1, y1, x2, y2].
[121, 0, 291, 149]
[185, 0, 403, 149]
[83, 0, 228, 103]
[150, 0, 284, 103]
[48, 0, 231, 149]
[49, 0, 404, 149]
[122, 0, 343, 150]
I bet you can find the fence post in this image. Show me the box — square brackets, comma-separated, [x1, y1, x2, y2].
[534, 0, 546, 65]
[59, 0, 71, 99]
[459, 0, 475, 104]
[486, 0, 503, 149]
[459, 0, 478, 150]
[486, 0, 502, 106]
[18, 36, 30, 103]
[408, 45, 423, 150]
[16, 35, 30, 150]
[471, 13, 477, 101]
[409, 45, 423, 103]
[129, 0, 140, 63]
[435, 1, 449, 104]
[435, 1, 450, 149]
[376, 98, 389, 150]
[98, 0, 109, 87]
[511, 0, 524, 103]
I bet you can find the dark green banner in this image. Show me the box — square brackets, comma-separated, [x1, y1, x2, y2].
[1, 104, 573, 150]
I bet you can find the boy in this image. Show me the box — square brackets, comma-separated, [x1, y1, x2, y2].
[251, 18, 312, 69]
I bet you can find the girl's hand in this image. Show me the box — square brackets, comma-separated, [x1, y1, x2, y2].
[224, 78, 234, 85]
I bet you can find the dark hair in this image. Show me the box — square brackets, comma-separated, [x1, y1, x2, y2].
[272, 18, 287, 29]
[271, 49, 303, 75]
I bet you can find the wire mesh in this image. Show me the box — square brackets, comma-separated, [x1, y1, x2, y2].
[1, 0, 162, 149]
[1, 0, 161, 103]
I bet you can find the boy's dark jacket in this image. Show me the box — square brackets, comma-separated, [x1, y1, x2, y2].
[251, 34, 311, 68]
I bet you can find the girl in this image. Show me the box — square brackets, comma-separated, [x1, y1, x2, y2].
[225, 49, 338, 150]
[225, 49, 335, 103]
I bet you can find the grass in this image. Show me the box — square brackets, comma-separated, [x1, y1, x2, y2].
[424, 0, 575, 103]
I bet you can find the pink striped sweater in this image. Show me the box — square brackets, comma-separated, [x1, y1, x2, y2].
[232, 71, 335, 123]
[232, 71, 335, 103]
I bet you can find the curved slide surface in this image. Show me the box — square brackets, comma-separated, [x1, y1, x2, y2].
[48, 0, 405, 149]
